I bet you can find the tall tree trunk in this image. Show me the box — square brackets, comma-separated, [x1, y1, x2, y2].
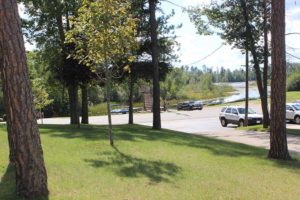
[149, 0, 161, 129]
[268, 0, 290, 160]
[68, 83, 80, 125]
[128, 75, 134, 125]
[0, 0, 49, 198]
[0, 60, 15, 165]
[240, 0, 270, 128]
[81, 83, 89, 124]
[262, 0, 270, 128]
[244, 49, 249, 127]
[2, 97, 15, 165]
[106, 66, 114, 146]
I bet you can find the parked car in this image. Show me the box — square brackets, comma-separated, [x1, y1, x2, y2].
[286, 103, 300, 124]
[111, 108, 129, 114]
[219, 106, 262, 127]
[177, 100, 203, 110]
[190, 101, 203, 110]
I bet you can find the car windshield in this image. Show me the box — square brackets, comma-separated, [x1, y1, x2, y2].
[238, 108, 256, 114]
[292, 104, 300, 110]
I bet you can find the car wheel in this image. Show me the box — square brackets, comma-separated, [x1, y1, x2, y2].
[238, 120, 244, 127]
[220, 118, 228, 127]
[295, 116, 300, 124]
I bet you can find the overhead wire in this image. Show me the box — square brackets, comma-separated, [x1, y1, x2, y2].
[188, 44, 224, 65]
[287, 52, 300, 60]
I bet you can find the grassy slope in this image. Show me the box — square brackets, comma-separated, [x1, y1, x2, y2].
[287, 91, 300, 102]
[1, 125, 300, 200]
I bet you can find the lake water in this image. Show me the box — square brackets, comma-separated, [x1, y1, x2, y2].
[211, 82, 269, 104]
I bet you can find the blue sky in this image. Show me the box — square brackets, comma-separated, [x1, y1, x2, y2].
[161, 0, 300, 69]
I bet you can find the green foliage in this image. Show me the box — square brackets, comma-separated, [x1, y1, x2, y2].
[287, 63, 300, 92]
[1, 124, 300, 199]
[287, 73, 300, 91]
[26, 51, 69, 117]
[66, 0, 138, 67]
[161, 67, 235, 100]
[88, 102, 143, 116]
[32, 78, 54, 110]
[189, 0, 267, 59]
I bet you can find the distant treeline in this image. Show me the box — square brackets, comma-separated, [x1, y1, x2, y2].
[180, 65, 257, 83]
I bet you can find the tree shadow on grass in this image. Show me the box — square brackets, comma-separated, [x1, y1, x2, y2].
[38, 124, 141, 142]
[0, 165, 18, 200]
[39, 124, 300, 172]
[0, 165, 49, 200]
[85, 146, 182, 184]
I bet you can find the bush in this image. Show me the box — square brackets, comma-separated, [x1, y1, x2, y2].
[287, 73, 300, 91]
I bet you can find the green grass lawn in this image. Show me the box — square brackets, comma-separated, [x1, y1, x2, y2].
[1, 125, 300, 200]
[238, 124, 270, 132]
[89, 102, 144, 116]
[237, 124, 300, 137]
[287, 91, 300, 102]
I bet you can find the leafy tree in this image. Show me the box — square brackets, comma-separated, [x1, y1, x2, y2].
[287, 73, 300, 91]
[0, 0, 48, 197]
[121, 0, 178, 125]
[32, 78, 54, 123]
[269, 0, 290, 159]
[66, 0, 138, 145]
[121, 61, 170, 124]
[22, 0, 95, 125]
[161, 70, 179, 110]
[189, 0, 270, 128]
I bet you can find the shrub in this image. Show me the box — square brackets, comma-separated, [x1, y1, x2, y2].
[287, 73, 300, 91]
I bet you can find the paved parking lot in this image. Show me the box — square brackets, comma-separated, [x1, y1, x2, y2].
[40, 104, 300, 155]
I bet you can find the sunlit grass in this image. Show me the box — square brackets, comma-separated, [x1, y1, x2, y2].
[287, 91, 300, 102]
[1, 124, 300, 200]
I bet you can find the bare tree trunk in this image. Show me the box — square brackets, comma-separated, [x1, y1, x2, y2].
[268, 0, 290, 160]
[68, 83, 80, 125]
[81, 83, 89, 124]
[149, 0, 161, 129]
[262, 0, 270, 128]
[244, 49, 249, 127]
[0, 0, 49, 197]
[105, 66, 114, 146]
[128, 75, 134, 125]
[0, 64, 15, 165]
[240, 0, 270, 128]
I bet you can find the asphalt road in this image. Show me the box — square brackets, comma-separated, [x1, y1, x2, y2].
[40, 104, 300, 155]
[41, 103, 300, 133]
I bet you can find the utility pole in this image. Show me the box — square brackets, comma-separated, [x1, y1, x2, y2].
[244, 49, 249, 126]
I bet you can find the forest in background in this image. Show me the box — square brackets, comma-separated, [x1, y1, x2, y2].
[1, 50, 294, 118]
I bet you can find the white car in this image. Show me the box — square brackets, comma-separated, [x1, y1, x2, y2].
[219, 106, 263, 127]
[286, 103, 300, 124]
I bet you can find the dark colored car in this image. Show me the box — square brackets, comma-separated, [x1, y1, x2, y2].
[111, 108, 129, 114]
[177, 101, 203, 110]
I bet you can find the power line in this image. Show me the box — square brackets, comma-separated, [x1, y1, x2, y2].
[188, 44, 224, 66]
[287, 52, 300, 60]
[162, 0, 199, 14]
[162, 0, 187, 11]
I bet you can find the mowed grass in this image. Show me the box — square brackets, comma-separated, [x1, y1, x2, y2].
[238, 124, 300, 136]
[1, 125, 300, 200]
[287, 91, 300, 102]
